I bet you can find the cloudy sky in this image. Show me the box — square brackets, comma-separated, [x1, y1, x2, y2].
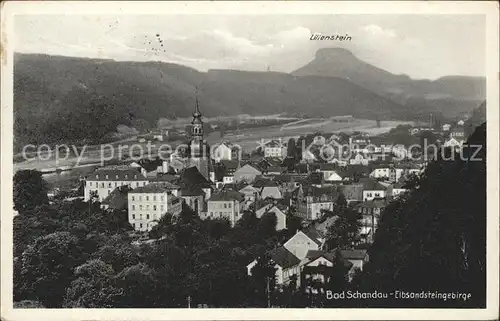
[15, 14, 485, 79]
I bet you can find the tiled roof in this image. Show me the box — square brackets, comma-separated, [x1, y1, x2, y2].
[302, 227, 323, 246]
[180, 185, 205, 197]
[130, 184, 172, 194]
[208, 190, 245, 202]
[87, 167, 147, 181]
[219, 160, 240, 170]
[179, 166, 212, 189]
[101, 186, 131, 209]
[269, 247, 301, 269]
[359, 178, 387, 191]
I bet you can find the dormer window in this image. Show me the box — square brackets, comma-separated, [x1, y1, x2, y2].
[134, 175, 137, 179]
[105, 175, 109, 179]
[96, 175, 99, 179]
[116, 175, 119, 179]
[125, 174, 128, 179]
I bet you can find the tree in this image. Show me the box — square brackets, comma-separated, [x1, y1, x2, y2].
[357, 123, 487, 308]
[114, 263, 159, 307]
[248, 255, 277, 307]
[324, 200, 361, 251]
[287, 138, 297, 159]
[258, 212, 277, 238]
[19, 232, 86, 307]
[63, 259, 122, 307]
[13, 170, 49, 212]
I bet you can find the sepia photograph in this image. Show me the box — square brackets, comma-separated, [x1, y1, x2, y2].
[1, 1, 499, 320]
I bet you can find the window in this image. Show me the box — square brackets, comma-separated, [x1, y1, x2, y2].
[116, 175, 119, 179]
[146, 214, 150, 220]
[101, 183, 104, 188]
[146, 205, 150, 210]
[140, 214, 143, 219]
[132, 214, 135, 219]
[228, 203, 232, 208]
[161, 205, 164, 212]
[132, 205, 135, 210]
[153, 196, 156, 201]
[132, 196, 135, 201]
[140, 223, 143, 228]
[106, 175, 109, 179]
[153, 214, 157, 220]
[136, 182, 139, 188]
[139, 196, 142, 201]
[134, 175, 137, 179]
[108, 190, 111, 195]
[161, 196, 164, 201]
[115, 182, 117, 187]
[125, 174, 128, 179]
[153, 205, 157, 210]
[224, 203, 227, 209]
[108, 183, 112, 188]
[146, 196, 149, 201]
[89, 182, 92, 187]
[139, 205, 143, 210]
[96, 175, 99, 179]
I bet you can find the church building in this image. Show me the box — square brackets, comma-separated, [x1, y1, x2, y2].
[187, 97, 211, 180]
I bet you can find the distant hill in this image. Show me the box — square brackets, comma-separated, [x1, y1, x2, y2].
[14, 53, 407, 147]
[292, 48, 486, 111]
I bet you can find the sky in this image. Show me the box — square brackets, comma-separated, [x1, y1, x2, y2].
[14, 14, 486, 80]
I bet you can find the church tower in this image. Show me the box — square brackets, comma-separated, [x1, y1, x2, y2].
[189, 96, 210, 180]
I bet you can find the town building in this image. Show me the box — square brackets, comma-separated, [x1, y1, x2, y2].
[211, 142, 241, 163]
[264, 140, 287, 159]
[206, 190, 245, 226]
[359, 178, 387, 202]
[84, 166, 149, 202]
[284, 229, 324, 260]
[297, 186, 337, 221]
[257, 204, 288, 231]
[127, 184, 182, 231]
[246, 246, 301, 287]
[233, 163, 263, 183]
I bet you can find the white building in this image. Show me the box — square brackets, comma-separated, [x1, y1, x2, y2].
[206, 190, 245, 226]
[257, 205, 288, 231]
[84, 166, 149, 202]
[212, 142, 241, 162]
[264, 140, 287, 159]
[128, 184, 183, 231]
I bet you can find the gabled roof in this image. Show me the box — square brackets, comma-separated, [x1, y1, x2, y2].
[179, 166, 212, 189]
[269, 247, 301, 269]
[180, 185, 205, 197]
[208, 190, 245, 202]
[88, 166, 147, 181]
[305, 250, 354, 269]
[302, 227, 324, 246]
[219, 160, 240, 170]
[359, 178, 387, 191]
[101, 186, 131, 209]
[237, 162, 264, 173]
[252, 176, 271, 188]
[151, 173, 179, 183]
[130, 184, 172, 194]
